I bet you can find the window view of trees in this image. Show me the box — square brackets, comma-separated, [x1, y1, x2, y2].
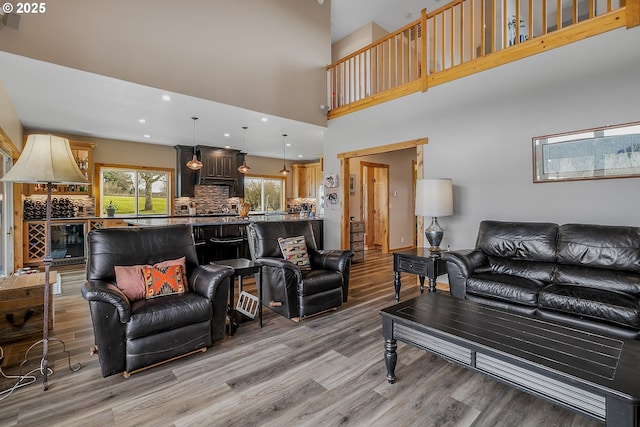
[244, 177, 284, 213]
[101, 168, 169, 215]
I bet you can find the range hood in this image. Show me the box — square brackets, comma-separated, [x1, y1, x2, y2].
[175, 145, 245, 197]
[198, 175, 236, 184]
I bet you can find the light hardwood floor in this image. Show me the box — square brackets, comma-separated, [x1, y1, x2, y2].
[0, 251, 601, 426]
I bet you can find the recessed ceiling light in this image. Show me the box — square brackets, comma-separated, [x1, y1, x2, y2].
[143, 134, 151, 138]
[286, 143, 291, 147]
[298, 154, 303, 158]
[261, 117, 268, 123]
[224, 133, 230, 137]
[162, 94, 171, 101]
[138, 118, 146, 124]
[224, 145, 231, 149]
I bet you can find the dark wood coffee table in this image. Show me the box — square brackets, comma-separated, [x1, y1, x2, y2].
[380, 293, 640, 426]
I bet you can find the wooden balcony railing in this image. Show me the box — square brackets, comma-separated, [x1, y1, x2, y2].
[327, 0, 638, 119]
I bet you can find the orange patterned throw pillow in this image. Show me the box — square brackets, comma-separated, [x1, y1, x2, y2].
[277, 236, 311, 270]
[115, 257, 187, 301]
[143, 263, 186, 299]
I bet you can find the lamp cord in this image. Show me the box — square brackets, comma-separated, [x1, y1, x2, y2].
[0, 346, 52, 401]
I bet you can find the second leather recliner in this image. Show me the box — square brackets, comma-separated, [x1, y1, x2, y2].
[246, 221, 352, 321]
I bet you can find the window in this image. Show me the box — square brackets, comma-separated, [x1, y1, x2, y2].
[98, 165, 172, 216]
[244, 176, 285, 213]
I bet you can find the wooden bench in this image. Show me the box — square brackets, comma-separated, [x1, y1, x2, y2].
[380, 293, 640, 426]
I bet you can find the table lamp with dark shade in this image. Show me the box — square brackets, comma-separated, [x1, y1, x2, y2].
[415, 178, 453, 251]
[1, 134, 85, 390]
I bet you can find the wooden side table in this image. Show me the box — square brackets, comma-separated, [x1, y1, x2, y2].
[211, 259, 263, 335]
[0, 271, 57, 344]
[393, 248, 447, 302]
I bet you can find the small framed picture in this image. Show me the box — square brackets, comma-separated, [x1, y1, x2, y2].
[349, 174, 356, 194]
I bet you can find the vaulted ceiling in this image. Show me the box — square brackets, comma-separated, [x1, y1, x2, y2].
[0, 0, 437, 160]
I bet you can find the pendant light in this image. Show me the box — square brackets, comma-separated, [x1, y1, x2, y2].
[237, 126, 251, 174]
[279, 134, 290, 175]
[186, 117, 203, 171]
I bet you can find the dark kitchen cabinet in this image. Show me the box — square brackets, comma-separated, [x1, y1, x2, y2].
[232, 152, 245, 197]
[175, 145, 244, 198]
[199, 147, 237, 182]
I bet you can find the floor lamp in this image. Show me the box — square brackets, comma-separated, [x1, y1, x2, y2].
[1, 134, 85, 390]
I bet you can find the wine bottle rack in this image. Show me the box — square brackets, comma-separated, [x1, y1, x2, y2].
[25, 222, 46, 263]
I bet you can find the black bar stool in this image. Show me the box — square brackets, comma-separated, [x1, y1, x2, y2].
[209, 236, 245, 259]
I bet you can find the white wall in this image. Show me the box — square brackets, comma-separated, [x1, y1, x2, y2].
[0, 0, 331, 127]
[331, 22, 389, 62]
[0, 81, 22, 149]
[323, 26, 640, 250]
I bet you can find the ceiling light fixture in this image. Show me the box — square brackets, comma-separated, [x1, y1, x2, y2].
[279, 134, 290, 175]
[237, 126, 251, 174]
[186, 117, 203, 171]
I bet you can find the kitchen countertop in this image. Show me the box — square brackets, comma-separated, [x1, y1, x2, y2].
[125, 214, 322, 227]
[24, 213, 240, 222]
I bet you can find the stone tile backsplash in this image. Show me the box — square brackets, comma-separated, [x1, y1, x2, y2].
[174, 185, 231, 215]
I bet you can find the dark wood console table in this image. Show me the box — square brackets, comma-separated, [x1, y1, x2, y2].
[393, 248, 447, 302]
[380, 293, 640, 426]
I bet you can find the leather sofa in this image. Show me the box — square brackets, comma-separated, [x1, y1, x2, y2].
[82, 224, 233, 377]
[443, 220, 640, 339]
[246, 220, 352, 320]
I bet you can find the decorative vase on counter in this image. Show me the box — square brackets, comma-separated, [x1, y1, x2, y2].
[238, 201, 250, 218]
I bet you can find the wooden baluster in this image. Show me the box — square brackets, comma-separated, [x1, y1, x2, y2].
[469, 0, 474, 60]
[516, 0, 520, 44]
[503, 0, 507, 48]
[543, 0, 548, 34]
[450, 7, 454, 66]
[557, 0, 562, 30]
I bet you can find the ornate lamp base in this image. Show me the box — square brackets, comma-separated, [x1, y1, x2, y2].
[425, 217, 444, 251]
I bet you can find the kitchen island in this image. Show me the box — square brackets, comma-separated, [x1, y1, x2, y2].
[126, 215, 323, 262]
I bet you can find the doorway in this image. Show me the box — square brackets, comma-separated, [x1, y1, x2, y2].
[360, 161, 389, 250]
[338, 138, 428, 251]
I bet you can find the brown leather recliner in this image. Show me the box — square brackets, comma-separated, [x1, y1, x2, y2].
[246, 220, 352, 321]
[81, 224, 233, 377]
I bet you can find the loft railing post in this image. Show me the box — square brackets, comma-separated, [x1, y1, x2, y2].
[421, 8, 428, 92]
[627, 0, 640, 27]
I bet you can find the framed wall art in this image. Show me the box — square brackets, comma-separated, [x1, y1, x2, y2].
[533, 121, 640, 183]
[349, 174, 356, 194]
